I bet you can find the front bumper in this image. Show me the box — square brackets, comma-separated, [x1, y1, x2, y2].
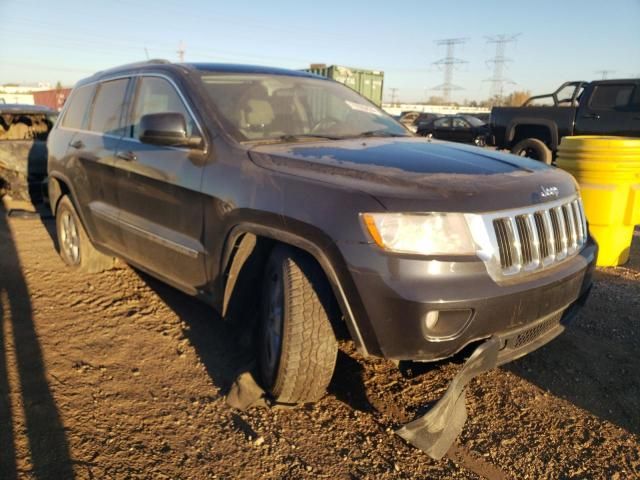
[340, 237, 597, 361]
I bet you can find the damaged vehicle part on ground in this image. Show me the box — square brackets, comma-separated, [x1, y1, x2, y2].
[0, 104, 57, 204]
[46, 60, 597, 457]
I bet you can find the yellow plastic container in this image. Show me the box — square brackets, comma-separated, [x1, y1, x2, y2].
[556, 136, 640, 266]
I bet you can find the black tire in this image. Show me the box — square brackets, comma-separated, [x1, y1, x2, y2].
[55, 195, 114, 273]
[511, 138, 552, 164]
[259, 245, 338, 404]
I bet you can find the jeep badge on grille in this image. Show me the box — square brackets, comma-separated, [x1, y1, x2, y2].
[539, 185, 559, 198]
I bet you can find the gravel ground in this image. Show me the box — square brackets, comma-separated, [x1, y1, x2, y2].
[0, 205, 638, 479]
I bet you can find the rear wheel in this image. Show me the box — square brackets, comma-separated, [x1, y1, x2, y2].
[55, 195, 114, 273]
[511, 138, 552, 164]
[259, 245, 338, 404]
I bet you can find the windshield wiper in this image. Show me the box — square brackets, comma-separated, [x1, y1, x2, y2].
[277, 134, 343, 142]
[243, 134, 342, 145]
[340, 130, 409, 139]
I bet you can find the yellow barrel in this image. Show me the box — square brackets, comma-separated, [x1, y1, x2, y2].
[556, 136, 640, 266]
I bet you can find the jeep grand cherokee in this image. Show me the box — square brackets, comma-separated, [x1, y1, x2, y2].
[47, 60, 596, 441]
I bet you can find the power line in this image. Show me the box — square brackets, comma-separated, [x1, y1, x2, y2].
[485, 34, 520, 99]
[431, 37, 468, 103]
[595, 69, 615, 79]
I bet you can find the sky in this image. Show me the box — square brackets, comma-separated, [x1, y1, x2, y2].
[1, 0, 639, 103]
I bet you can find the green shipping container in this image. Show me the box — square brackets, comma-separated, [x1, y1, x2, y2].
[302, 64, 384, 106]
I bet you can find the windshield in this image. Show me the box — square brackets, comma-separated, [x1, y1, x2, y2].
[198, 73, 408, 142]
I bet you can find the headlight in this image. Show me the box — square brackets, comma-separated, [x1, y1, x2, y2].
[361, 212, 476, 256]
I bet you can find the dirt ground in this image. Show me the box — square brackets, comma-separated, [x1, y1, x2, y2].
[0, 204, 638, 480]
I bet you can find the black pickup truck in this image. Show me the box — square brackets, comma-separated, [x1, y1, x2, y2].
[490, 79, 640, 163]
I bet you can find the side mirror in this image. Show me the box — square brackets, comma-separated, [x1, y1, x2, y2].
[139, 113, 202, 148]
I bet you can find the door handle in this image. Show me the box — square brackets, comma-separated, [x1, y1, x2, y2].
[582, 114, 600, 120]
[69, 139, 84, 149]
[116, 151, 137, 162]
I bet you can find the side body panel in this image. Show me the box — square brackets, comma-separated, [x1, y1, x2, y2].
[112, 74, 209, 291]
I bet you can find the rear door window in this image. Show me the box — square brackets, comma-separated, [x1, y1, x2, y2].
[128, 76, 198, 140]
[61, 84, 94, 129]
[88, 79, 129, 135]
[589, 84, 635, 110]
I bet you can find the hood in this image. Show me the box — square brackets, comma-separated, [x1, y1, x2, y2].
[249, 137, 578, 212]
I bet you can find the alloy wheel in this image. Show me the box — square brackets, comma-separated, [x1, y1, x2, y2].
[60, 211, 80, 264]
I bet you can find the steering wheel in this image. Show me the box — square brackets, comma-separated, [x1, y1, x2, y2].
[311, 115, 341, 133]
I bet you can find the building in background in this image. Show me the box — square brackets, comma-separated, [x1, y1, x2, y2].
[0, 83, 71, 110]
[32, 88, 72, 111]
[382, 103, 490, 117]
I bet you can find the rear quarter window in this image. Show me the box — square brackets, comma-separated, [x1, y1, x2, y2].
[61, 84, 94, 129]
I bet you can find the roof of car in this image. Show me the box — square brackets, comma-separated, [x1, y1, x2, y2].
[185, 62, 320, 78]
[592, 78, 640, 84]
[78, 59, 323, 85]
[0, 103, 56, 114]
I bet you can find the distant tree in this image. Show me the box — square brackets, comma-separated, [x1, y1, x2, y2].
[479, 90, 532, 108]
[426, 95, 445, 105]
[504, 90, 531, 106]
[55, 81, 63, 90]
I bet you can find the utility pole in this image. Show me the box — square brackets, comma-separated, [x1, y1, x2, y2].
[595, 69, 615, 80]
[431, 37, 468, 104]
[485, 34, 520, 100]
[177, 41, 185, 62]
[389, 88, 399, 105]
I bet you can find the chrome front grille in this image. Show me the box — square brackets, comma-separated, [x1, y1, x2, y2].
[490, 197, 587, 277]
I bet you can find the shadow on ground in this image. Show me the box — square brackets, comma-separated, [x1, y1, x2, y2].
[507, 231, 640, 435]
[135, 264, 381, 413]
[0, 206, 74, 479]
[133, 270, 256, 396]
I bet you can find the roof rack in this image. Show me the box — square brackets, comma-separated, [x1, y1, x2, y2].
[92, 59, 171, 77]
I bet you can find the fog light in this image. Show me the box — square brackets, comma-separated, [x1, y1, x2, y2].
[425, 311, 440, 329]
[423, 309, 473, 341]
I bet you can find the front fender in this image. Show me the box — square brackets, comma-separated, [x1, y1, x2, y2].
[219, 219, 381, 357]
[507, 118, 559, 149]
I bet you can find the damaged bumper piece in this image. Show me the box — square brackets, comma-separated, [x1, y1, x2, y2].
[396, 298, 586, 459]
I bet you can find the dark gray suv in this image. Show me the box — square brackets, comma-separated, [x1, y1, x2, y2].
[47, 60, 596, 455]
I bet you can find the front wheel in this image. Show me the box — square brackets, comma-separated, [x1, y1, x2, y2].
[259, 245, 338, 404]
[55, 195, 114, 273]
[511, 138, 552, 164]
